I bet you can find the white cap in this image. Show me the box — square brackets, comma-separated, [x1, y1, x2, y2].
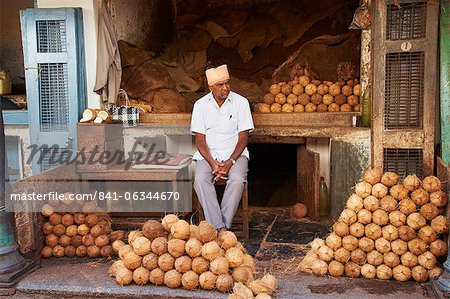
[205, 64, 230, 86]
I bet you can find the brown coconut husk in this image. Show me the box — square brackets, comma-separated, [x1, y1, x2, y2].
[393, 265, 412, 282]
[357, 209, 372, 224]
[171, 220, 191, 240]
[391, 239, 408, 255]
[344, 262, 361, 278]
[367, 250, 383, 266]
[390, 184, 408, 200]
[384, 252, 400, 268]
[412, 265, 429, 282]
[403, 174, 422, 191]
[216, 274, 234, 293]
[158, 253, 175, 271]
[199, 271, 217, 290]
[181, 270, 199, 290]
[361, 264, 377, 279]
[218, 231, 238, 250]
[401, 251, 418, 267]
[192, 256, 210, 274]
[175, 255, 193, 273]
[430, 239, 448, 257]
[328, 260, 344, 277]
[164, 269, 182, 288]
[420, 203, 440, 220]
[143, 220, 165, 240]
[408, 238, 428, 255]
[168, 239, 186, 258]
[232, 266, 254, 283]
[376, 265, 393, 280]
[380, 196, 397, 212]
[151, 236, 168, 255]
[115, 267, 133, 285]
[161, 214, 179, 231]
[407, 213, 427, 230]
[133, 267, 150, 285]
[411, 189, 430, 206]
[363, 196, 379, 212]
[149, 268, 165, 285]
[422, 176, 441, 193]
[210, 256, 229, 275]
[431, 215, 450, 234]
[197, 221, 218, 243]
[349, 222, 365, 238]
[358, 237, 375, 253]
[342, 235, 358, 252]
[142, 253, 159, 271]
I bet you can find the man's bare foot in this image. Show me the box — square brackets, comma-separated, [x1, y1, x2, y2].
[218, 227, 227, 234]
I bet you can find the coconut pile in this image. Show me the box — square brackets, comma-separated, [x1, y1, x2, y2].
[109, 214, 278, 298]
[40, 199, 124, 258]
[256, 66, 361, 113]
[299, 169, 449, 282]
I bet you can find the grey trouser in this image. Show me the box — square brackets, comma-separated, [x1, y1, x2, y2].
[194, 156, 248, 229]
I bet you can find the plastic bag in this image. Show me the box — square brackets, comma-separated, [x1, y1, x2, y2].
[349, 4, 371, 30]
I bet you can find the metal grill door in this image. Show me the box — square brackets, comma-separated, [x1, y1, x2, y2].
[372, 0, 438, 177]
[20, 8, 86, 173]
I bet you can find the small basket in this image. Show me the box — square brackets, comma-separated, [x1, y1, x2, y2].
[110, 89, 140, 127]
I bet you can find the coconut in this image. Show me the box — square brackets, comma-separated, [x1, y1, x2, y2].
[407, 213, 426, 230]
[168, 239, 186, 258]
[148, 268, 164, 285]
[372, 209, 389, 226]
[109, 230, 125, 243]
[171, 220, 190, 240]
[218, 231, 238, 250]
[333, 221, 349, 237]
[142, 253, 158, 270]
[202, 241, 222, 261]
[127, 230, 143, 244]
[46, 234, 59, 247]
[389, 211, 406, 227]
[339, 209, 357, 226]
[76, 245, 87, 257]
[382, 225, 399, 241]
[420, 203, 439, 220]
[350, 222, 365, 238]
[115, 267, 133, 286]
[216, 274, 234, 293]
[192, 256, 209, 274]
[347, 194, 364, 212]
[422, 176, 441, 193]
[401, 252, 418, 267]
[310, 238, 325, 252]
[330, 248, 348, 264]
[90, 224, 105, 238]
[232, 266, 254, 283]
[175, 255, 193, 273]
[270, 103, 282, 112]
[430, 239, 448, 257]
[361, 264, 377, 279]
[355, 182, 372, 198]
[101, 245, 113, 258]
[291, 203, 308, 219]
[77, 224, 90, 236]
[381, 172, 399, 187]
[403, 174, 422, 191]
[41, 204, 54, 217]
[108, 260, 126, 277]
[298, 251, 319, 274]
[411, 189, 430, 206]
[184, 238, 202, 258]
[375, 238, 391, 254]
[325, 233, 342, 251]
[180, 270, 199, 290]
[358, 209, 372, 224]
[408, 238, 428, 255]
[311, 259, 328, 276]
[418, 251, 437, 270]
[390, 185, 408, 200]
[429, 267, 444, 279]
[393, 265, 412, 282]
[59, 235, 72, 247]
[241, 254, 256, 273]
[197, 221, 218, 243]
[226, 247, 244, 268]
[418, 226, 437, 244]
[351, 248, 366, 265]
[123, 251, 142, 270]
[365, 223, 382, 240]
[158, 253, 175, 271]
[133, 266, 150, 285]
[164, 269, 182, 288]
[151, 236, 168, 255]
[41, 246, 53, 258]
[71, 235, 83, 247]
[384, 252, 400, 268]
[367, 250, 383, 266]
[430, 191, 447, 207]
[49, 213, 62, 225]
[344, 262, 361, 278]
[197, 271, 216, 290]
[431, 215, 449, 234]
[85, 214, 99, 228]
[232, 282, 253, 299]
[372, 183, 388, 198]
[269, 84, 281, 95]
[391, 239, 408, 255]
[376, 265, 393, 280]
[65, 225, 78, 237]
[364, 168, 383, 185]
[210, 256, 229, 275]
[412, 265, 429, 282]
[52, 224, 66, 237]
[87, 245, 100, 258]
[328, 103, 340, 112]
[399, 225, 416, 241]
[82, 234, 95, 246]
[317, 245, 334, 262]
[142, 220, 165, 240]
[359, 237, 375, 253]
[364, 196, 380, 212]
[342, 235, 358, 251]
[380, 196, 397, 212]
[119, 244, 133, 259]
[398, 199, 417, 217]
[95, 234, 109, 247]
[161, 214, 179, 231]
[43, 223, 54, 235]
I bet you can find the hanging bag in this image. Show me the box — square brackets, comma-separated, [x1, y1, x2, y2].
[110, 89, 139, 127]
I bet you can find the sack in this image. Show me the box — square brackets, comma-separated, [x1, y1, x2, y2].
[110, 89, 140, 127]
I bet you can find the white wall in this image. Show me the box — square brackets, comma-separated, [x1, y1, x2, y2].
[5, 125, 32, 178]
[37, 0, 101, 108]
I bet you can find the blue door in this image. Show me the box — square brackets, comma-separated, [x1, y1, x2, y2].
[20, 8, 86, 173]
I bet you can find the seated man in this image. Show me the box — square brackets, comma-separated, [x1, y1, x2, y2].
[191, 64, 254, 233]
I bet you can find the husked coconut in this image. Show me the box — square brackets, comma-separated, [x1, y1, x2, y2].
[431, 215, 449, 234]
[232, 282, 253, 299]
[420, 203, 439, 220]
[181, 271, 199, 290]
[355, 182, 372, 198]
[408, 238, 427, 255]
[403, 174, 422, 191]
[350, 248, 366, 265]
[393, 265, 412, 282]
[142, 220, 165, 240]
[372, 183, 388, 198]
[382, 224, 399, 241]
[389, 211, 407, 227]
[342, 235, 358, 251]
[429, 267, 444, 279]
[199, 271, 217, 290]
[380, 196, 397, 212]
[133, 267, 150, 285]
[162, 214, 179, 231]
[333, 221, 349, 237]
[347, 194, 364, 212]
[312, 260, 328, 276]
[418, 226, 437, 244]
[116, 267, 133, 286]
[401, 252, 418, 267]
[358, 209, 372, 224]
[407, 213, 426, 230]
[202, 241, 222, 261]
[422, 176, 441, 193]
[372, 209, 389, 226]
[364, 196, 379, 211]
[128, 230, 143, 244]
[430, 239, 448, 257]
[381, 172, 399, 187]
[339, 209, 357, 225]
[365, 223, 382, 240]
[344, 262, 361, 278]
[149, 268, 165, 285]
[399, 225, 416, 241]
[164, 269, 182, 288]
[185, 238, 202, 257]
[226, 247, 244, 268]
[142, 253, 158, 270]
[418, 251, 437, 270]
[123, 251, 142, 270]
[175, 255, 193, 273]
[218, 231, 238, 250]
[317, 245, 334, 262]
[391, 239, 408, 255]
[411, 189, 430, 206]
[108, 260, 125, 277]
[376, 265, 393, 280]
[171, 220, 190, 240]
[375, 238, 391, 254]
[132, 236, 151, 256]
[87, 245, 100, 258]
[232, 266, 254, 283]
[197, 221, 217, 243]
[210, 256, 229, 275]
[349, 222, 365, 238]
[151, 236, 168, 255]
[310, 238, 325, 252]
[367, 250, 383, 266]
[384, 252, 400, 268]
[192, 256, 209, 274]
[325, 233, 342, 251]
[168, 239, 186, 258]
[359, 237, 375, 253]
[291, 203, 308, 219]
[334, 248, 350, 263]
[430, 191, 448, 207]
[412, 265, 429, 282]
[390, 185, 408, 200]
[158, 253, 175, 271]
[364, 168, 383, 185]
[361, 264, 377, 279]
[216, 274, 233, 293]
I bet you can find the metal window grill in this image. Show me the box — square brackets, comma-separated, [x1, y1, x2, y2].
[37, 20, 67, 53]
[38, 63, 69, 132]
[384, 52, 424, 129]
[386, 2, 427, 40]
[40, 148, 65, 172]
[383, 148, 423, 179]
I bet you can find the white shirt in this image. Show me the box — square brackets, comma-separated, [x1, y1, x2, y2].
[190, 91, 254, 161]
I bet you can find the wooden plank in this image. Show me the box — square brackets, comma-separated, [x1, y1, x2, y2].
[249, 135, 305, 144]
[297, 147, 320, 220]
[382, 130, 425, 148]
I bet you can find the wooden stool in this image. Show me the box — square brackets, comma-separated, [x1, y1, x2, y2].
[196, 179, 249, 238]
